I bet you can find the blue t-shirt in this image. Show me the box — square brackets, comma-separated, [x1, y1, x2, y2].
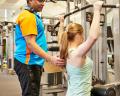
[14, 10, 48, 66]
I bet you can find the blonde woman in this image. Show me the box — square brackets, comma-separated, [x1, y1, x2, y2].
[58, 1, 103, 96]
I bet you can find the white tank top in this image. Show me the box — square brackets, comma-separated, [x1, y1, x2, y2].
[66, 48, 93, 96]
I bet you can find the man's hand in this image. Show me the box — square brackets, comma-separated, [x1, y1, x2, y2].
[50, 56, 65, 67]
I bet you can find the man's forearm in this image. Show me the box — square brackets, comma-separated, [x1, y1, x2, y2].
[27, 41, 51, 61]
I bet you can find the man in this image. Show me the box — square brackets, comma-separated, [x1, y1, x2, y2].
[14, 0, 64, 96]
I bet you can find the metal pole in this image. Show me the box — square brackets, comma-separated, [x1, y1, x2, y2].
[99, 0, 108, 83]
[5, 9, 7, 21]
[81, 0, 87, 39]
[113, 0, 120, 82]
[8, 24, 14, 69]
[1, 26, 4, 71]
[0, 25, 2, 68]
[66, 0, 70, 24]
[113, 1, 120, 96]
[5, 25, 9, 68]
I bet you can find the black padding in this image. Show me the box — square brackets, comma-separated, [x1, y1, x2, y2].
[107, 26, 113, 38]
[91, 86, 116, 96]
[48, 47, 59, 51]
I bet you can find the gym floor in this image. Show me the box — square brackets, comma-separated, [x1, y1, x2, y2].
[0, 71, 66, 96]
[0, 72, 21, 96]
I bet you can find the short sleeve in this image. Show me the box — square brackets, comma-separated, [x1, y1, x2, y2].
[19, 12, 38, 36]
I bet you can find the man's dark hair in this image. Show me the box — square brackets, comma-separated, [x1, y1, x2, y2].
[26, 0, 29, 3]
[27, 0, 32, 3]
[27, 0, 45, 3]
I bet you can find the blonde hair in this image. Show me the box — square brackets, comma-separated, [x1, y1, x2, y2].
[60, 23, 83, 60]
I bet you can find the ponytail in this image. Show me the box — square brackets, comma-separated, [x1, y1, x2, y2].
[60, 32, 68, 60]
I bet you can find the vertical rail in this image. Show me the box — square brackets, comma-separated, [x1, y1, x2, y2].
[81, 0, 87, 39]
[66, 0, 70, 24]
[99, 0, 108, 83]
[113, 0, 120, 95]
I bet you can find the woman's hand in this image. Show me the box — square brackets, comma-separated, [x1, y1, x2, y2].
[59, 15, 64, 24]
[93, 1, 104, 12]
